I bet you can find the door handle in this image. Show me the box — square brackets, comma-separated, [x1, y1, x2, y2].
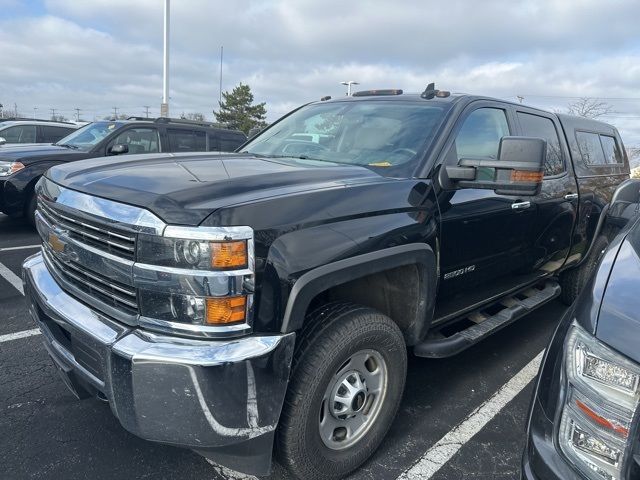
[511, 201, 531, 210]
[564, 193, 579, 201]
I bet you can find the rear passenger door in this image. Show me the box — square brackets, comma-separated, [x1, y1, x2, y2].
[167, 128, 207, 152]
[515, 109, 578, 273]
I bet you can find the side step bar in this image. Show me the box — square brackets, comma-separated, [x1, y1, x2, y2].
[414, 280, 561, 359]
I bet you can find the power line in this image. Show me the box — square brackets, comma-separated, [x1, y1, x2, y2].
[143, 105, 150, 118]
[517, 94, 640, 101]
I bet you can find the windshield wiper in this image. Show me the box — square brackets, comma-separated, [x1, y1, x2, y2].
[55, 143, 80, 149]
[241, 151, 346, 165]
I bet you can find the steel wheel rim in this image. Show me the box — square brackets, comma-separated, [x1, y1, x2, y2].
[319, 349, 388, 450]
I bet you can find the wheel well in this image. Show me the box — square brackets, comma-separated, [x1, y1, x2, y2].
[305, 264, 426, 344]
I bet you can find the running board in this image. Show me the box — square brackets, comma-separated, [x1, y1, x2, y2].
[414, 281, 561, 359]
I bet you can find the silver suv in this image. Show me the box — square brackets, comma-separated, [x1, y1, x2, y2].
[0, 119, 79, 146]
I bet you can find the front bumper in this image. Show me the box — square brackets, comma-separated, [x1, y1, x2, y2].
[22, 252, 295, 475]
[522, 397, 583, 480]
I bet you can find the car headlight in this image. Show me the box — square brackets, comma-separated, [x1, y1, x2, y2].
[0, 161, 25, 176]
[134, 226, 254, 335]
[559, 322, 640, 480]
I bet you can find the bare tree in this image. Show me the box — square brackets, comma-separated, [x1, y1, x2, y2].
[182, 112, 205, 121]
[567, 97, 614, 119]
[627, 147, 640, 170]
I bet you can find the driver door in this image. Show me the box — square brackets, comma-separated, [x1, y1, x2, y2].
[436, 102, 539, 314]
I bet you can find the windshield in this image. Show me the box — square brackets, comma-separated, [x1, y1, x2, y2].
[57, 122, 123, 150]
[242, 100, 449, 176]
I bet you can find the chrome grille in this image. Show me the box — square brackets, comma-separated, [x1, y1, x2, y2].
[42, 244, 138, 314]
[38, 199, 136, 260]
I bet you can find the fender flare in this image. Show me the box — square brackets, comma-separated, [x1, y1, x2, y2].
[280, 243, 437, 338]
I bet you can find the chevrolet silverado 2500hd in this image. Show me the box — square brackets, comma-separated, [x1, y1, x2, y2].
[22, 86, 631, 479]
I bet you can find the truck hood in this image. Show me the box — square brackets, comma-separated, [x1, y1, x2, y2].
[46, 152, 388, 225]
[0, 143, 81, 163]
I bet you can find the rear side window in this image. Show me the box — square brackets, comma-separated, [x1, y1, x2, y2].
[168, 129, 207, 152]
[599, 135, 622, 164]
[1, 125, 36, 143]
[576, 132, 605, 165]
[517, 112, 565, 176]
[42, 126, 75, 143]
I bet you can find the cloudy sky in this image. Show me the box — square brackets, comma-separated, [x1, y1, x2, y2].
[2, 0, 640, 145]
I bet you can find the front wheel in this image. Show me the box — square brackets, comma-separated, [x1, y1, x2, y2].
[276, 303, 407, 480]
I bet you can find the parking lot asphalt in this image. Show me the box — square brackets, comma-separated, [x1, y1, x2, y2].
[0, 212, 565, 480]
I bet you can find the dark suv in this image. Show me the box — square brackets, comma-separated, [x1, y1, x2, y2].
[22, 87, 631, 479]
[0, 117, 246, 223]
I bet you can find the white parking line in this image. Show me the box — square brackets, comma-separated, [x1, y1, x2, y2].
[0, 328, 41, 344]
[397, 350, 544, 480]
[0, 261, 24, 295]
[0, 244, 40, 252]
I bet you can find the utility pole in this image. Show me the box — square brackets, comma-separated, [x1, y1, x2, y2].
[74, 108, 81, 121]
[33, 107, 38, 119]
[517, 95, 524, 104]
[112, 106, 119, 119]
[143, 106, 150, 118]
[161, 0, 170, 117]
[50, 108, 57, 120]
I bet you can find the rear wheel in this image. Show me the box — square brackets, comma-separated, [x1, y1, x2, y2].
[559, 235, 609, 305]
[276, 303, 407, 480]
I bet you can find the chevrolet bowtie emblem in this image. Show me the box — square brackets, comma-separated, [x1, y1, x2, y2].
[48, 232, 66, 254]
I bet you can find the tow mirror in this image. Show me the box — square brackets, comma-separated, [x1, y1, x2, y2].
[446, 136, 546, 196]
[0, 137, 6, 146]
[109, 144, 129, 155]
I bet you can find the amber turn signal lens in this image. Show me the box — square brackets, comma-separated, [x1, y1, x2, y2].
[205, 296, 247, 325]
[511, 170, 543, 182]
[210, 240, 248, 269]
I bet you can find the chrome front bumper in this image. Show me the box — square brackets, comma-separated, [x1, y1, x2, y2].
[22, 252, 295, 475]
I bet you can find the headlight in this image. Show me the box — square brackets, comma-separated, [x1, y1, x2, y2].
[135, 225, 254, 335]
[559, 322, 640, 480]
[0, 161, 25, 176]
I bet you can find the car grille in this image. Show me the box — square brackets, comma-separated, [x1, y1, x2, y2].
[38, 200, 136, 261]
[38, 198, 139, 316]
[42, 244, 138, 314]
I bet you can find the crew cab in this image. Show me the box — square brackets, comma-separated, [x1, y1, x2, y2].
[22, 86, 630, 479]
[0, 117, 246, 224]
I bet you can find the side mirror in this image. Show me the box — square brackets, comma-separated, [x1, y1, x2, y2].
[247, 127, 261, 140]
[0, 137, 6, 146]
[446, 136, 546, 196]
[109, 144, 129, 155]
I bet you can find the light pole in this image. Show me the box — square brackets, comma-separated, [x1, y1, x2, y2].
[160, 0, 170, 117]
[341, 81, 359, 96]
[33, 107, 38, 119]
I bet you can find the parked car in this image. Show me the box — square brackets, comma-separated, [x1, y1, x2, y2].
[0, 119, 78, 146]
[0, 117, 246, 224]
[523, 179, 640, 480]
[22, 86, 630, 479]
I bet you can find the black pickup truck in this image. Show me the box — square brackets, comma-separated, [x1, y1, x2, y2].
[22, 86, 630, 479]
[0, 117, 246, 224]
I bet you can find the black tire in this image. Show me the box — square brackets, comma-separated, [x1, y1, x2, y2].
[25, 192, 37, 227]
[559, 235, 609, 305]
[276, 302, 407, 480]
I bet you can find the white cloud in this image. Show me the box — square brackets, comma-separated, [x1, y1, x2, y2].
[1, 0, 640, 145]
